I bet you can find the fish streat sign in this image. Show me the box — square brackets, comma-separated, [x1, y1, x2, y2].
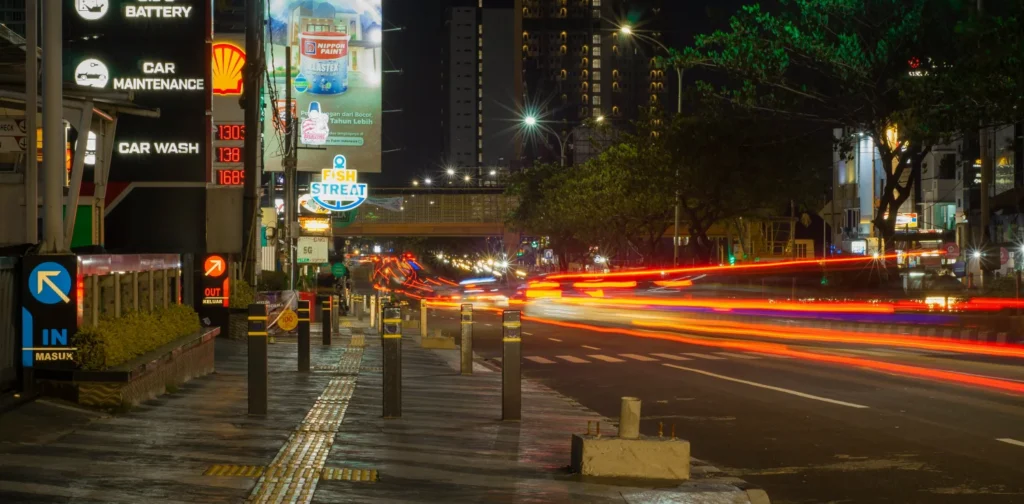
[309, 155, 368, 212]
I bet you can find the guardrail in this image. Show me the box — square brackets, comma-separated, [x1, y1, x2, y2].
[0, 256, 17, 391]
[79, 254, 183, 328]
[349, 194, 511, 225]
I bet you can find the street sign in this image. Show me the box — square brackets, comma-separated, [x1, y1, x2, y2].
[297, 237, 329, 264]
[204, 255, 226, 277]
[278, 309, 298, 332]
[952, 261, 967, 278]
[1000, 247, 1009, 265]
[21, 255, 79, 369]
[201, 254, 230, 307]
[0, 136, 27, 153]
[331, 262, 348, 278]
[941, 242, 959, 258]
[0, 118, 27, 136]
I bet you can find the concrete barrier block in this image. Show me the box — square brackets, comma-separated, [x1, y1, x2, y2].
[421, 336, 457, 350]
[570, 433, 690, 480]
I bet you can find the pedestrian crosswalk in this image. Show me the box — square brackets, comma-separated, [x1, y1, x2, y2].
[512, 351, 794, 365]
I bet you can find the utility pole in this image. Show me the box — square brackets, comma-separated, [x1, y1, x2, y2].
[40, 0, 63, 253]
[977, 0, 991, 286]
[284, 48, 298, 290]
[24, 0, 37, 244]
[242, 0, 264, 283]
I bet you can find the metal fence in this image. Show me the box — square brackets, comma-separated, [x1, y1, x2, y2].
[351, 194, 511, 225]
[0, 256, 17, 391]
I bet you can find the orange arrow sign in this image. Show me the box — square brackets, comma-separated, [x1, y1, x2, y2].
[204, 255, 226, 277]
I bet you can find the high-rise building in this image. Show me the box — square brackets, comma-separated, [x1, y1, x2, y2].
[520, 0, 668, 163]
[442, 0, 522, 181]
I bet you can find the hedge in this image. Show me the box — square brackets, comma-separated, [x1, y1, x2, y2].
[230, 278, 255, 309]
[73, 304, 202, 370]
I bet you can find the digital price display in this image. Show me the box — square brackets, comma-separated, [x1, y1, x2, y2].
[215, 124, 245, 141]
[216, 169, 244, 186]
[216, 146, 242, 163]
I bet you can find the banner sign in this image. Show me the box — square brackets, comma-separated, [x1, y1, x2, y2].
[264, 0, 383, 173]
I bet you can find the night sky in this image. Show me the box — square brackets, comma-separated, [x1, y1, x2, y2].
[369, 0, 746, 188]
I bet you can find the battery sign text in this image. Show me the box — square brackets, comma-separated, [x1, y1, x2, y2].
[124, 1, 192, 19]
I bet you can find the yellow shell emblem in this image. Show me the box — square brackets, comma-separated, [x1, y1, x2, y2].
[212, 42, 245, 96]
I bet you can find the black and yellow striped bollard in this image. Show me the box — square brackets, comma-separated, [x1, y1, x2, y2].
[502, 310, 522, 421]
[297, 300, 311, 373]
[248, 303, 268, 415]
[382, 304, 403, 418]
[320, 295, 332, 345]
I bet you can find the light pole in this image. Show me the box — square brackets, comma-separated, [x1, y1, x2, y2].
[621, 25, 683, 265]
[523, 115, 570, 167]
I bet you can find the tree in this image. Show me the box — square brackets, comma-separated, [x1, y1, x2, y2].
[662, 111, 829, 261]
[674, 0, 974, 245]
[506, 163, 587, 271]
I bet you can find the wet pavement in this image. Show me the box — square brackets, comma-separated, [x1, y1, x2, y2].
[0, 317, 760, 503]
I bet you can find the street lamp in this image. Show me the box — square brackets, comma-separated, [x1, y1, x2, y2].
[620, 25, 684, 265]
[463, 174, 471, 183]
[523, 115, 569, 167]
[446, 167, 456, 176]
[424, 177, 432, 185]
[412, 180, 419, 187]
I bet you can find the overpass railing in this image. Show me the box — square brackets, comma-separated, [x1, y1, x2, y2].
[349, 193, 512, 225]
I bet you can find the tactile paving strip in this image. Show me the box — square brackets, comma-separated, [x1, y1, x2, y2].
[247, 344, 364, 503]
[204, 465, 265, 477]
[320, 467, 378, 482]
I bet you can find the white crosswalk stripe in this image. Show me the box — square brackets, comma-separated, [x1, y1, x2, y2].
[682, 353, 726, 360]
[588, 354, 626, 363]
[524, 356, 557, 364]
[556, 355, 589, 363]
[620, 353, 659, 362]
[651, 353, 693, 361]
[715, 352, 760, 360]
[581, 345, 601, 350]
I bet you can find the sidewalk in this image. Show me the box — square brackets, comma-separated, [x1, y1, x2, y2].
[0, 318, 766, 503]
[0, 331, 348, 503]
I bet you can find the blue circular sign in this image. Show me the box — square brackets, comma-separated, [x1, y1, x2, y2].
[333, 155, 347, 169]
[29, 262, 72, 305]
[294, 74, 309, 93]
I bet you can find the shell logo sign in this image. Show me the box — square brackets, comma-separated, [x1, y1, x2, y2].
[212, 42, 245, 96]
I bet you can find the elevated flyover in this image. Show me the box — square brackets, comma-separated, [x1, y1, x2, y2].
[335, 189, 516, 239]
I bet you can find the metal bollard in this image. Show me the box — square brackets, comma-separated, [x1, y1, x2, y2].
[297, 300, 311, 373]
[332, 295, 340, 333]
[382, 304, 403, 418]
[460, 303, 473, 375]
[502, 310, 522, 421]
[248, 303, 268, 415]
[368, 295, 376, 333]
[321, 295, 332, 345]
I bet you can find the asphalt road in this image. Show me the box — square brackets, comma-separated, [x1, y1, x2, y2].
[423, 305, 1024, 504]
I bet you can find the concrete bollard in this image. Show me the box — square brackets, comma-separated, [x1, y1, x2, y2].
[420, 298, 428, 337]
[502, 310, 522, 421]
[247, 303, 268, 415]
[618, 397, 641, 439]
[460, 303, 473, 375]
[297, 300, 311, 373]
[382, 304, 402, 418]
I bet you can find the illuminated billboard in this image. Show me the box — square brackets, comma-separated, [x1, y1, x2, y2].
[265, 0, 383, 173]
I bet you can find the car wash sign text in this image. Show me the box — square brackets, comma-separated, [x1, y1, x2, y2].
[310, 155, 368, 212]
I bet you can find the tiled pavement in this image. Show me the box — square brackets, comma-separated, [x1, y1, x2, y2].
[0, 319, 765, 503]
[0, 332, 349, 504]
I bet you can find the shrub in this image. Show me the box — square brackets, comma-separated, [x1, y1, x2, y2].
[73, 304, 201, 370]
[258, 270, 289, 291]
[230, 278, 256, 309]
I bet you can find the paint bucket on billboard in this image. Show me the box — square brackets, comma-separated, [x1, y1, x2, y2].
[298, 32, 349, 95]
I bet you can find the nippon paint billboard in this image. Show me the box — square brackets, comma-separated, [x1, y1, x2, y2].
[265, 0, 383, 173]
